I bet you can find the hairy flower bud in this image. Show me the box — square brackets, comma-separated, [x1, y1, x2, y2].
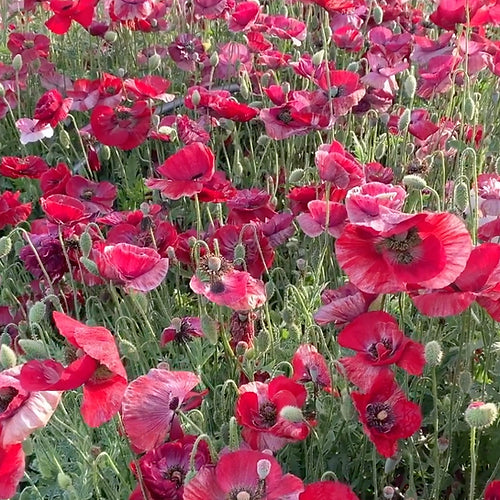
[425, 340, 443, 367]
[12, 54, 23, 72]
[403, 174, 427, 190]
[29, 301, 46, 325]
[280, 405, 304, 423]
[0, 236, 12, 258]
[104, 31, 118, 43]
[18, 339, 48, 359]
[465, 401, 498, 429]
[458, 371, 472, 394]
[403, 74, 417, 99]
[0, 344, 16, 368]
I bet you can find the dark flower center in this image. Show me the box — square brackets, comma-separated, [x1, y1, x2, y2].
[169, 396, 180, 411]
[92, 365, 114, 381]
[367, 338, 393, 360]
[383, 228, 421, 264]
[116, 110, 131, 121]
[255, 401, 277, 428]
[277, 109, 292, 124]
[197, 254, 234, 295]
[165, 465, 186, 487]
[0, 387, 18, 413]
[81, 189, 94, 200]
[366, 402, 395, 433]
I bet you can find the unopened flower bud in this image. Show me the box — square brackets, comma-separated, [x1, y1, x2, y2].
[240, 79, 250, 100]
[0, 236, 12, 258]
[0, 344, 16, 368]
[58, 129, 71, 149]
[384, 451, 402, 474]
[280, 405, 303, 423]
[257, 135, 270, 147]
[257, 458, 272, 480]
[289, 169, 304, 183]
[372, 4, 384, 24]
[312, 49, 325, 66]
[255, 329, 270, 353]
[458, 371, 472, 394]
[383, 486, 395, 499]
[79, 231, 92, 258]
[235, 341, 248, 356]
[346, 61, 359, 73]
[18, 339, 48, 359]
[0, 83, 5, 99]
[12, 54, 23, 72]
[191, 89, 201, 107]
[454, 181, 469, 212]
[398, 108, 411, 131]
[465, 401, 498, 429]
[403, 174, 427, 190]
[119, 339, 138, 360]
[104, 31, 118, 43]
[425, 340, 443, 367]
[210, 52, 219, 67]
[80, 256, 99, 275]
[234, 243, 246, 261]
[281, 82, 290, 95]
[437, 436, 449, 453]
[57, 472, 72, 490]
[464, 95, 475, 121]
[100, 145, 111, 161]
[403, 74, 417, 99]
[29, 301, 46, 325]
[296, 258, 307, 271]
[148, 53, 162, 71]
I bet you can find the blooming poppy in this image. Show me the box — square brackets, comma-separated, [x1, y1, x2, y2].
[335, 211, 473, 294]
[183, 449, 304, 499]
[292, 344, 332, 392]
[121, 368, 202, 453]
[168, 34, 206, 72]
[236, 375, 311, 451]
[0, 442, 25, 500]
[16, 117, 54, 145]
[0, 156, 48, 179]
[299, 480, 359, 499]
[40, 163, 72, 196]
[485, 480, 500, 500]
[7, 32, 50, 63]
[145, 142, 215, 200]
[338, 311, 425, 390]
[40, 194, 90, 226]
[296, 200, 347, 238]
[161, 317, 204, 345]
[19, 311, 127, 427]
[46, 0, 99, 35]
[33, 89, 73, 127]
[65, 175, 117, 214]
[92, 241, 169, 293]
[351, 371, 422, 457]
[90, 100, 151, 150]
[0, 191, 31, 230]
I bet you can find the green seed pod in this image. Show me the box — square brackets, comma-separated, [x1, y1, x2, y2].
[104, 31, 118, 43]
[0, 344, 16, 368]
[454, 182, 469, 212]
[210, 52, 219, 67]
[403, 74, 417, 99]
[201, 314, 218, 345]
[0, 236, 12, 258]
[398, 108, 411, 132]
[100, 145, 111, 161]
[403, 174, 427, 190]
[464, 95, 475, 121]
[148, 53, 162, 72]
[57, 472, 73, 490]
[312, 49, 325, 67]
[12, 54, 23, 72]
[289, 169, 305, 183]
[29, 301, 46, 325]
[458, 371, 472, 394]
[79, 231, 92, 258]
[255, 329, 270, 353]
[80, 257, 99, 275]
[465, 401, 498, 429]
[425, 340, 443, 367]
[18, 339, 48, 359]
[372, 4, 384, 24]
[59, 129, 71, 149]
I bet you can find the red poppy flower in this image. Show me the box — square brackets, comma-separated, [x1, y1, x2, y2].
[19, 312, 127, 427]
[351, 371, 422, 457]
[300, 480, 359, 499]
[130, 435, 211, 500]
[0, 442, 24, 500]
[40, 163, 72, 196]
[93, 242, 169, 293]
[292, 344, 332, 392]
[332, 26, 364, 52]
[228, 1, 260, 31]
[145, 142, 215, 200]
[0, 156, 48, 179]
[90, 100, 151, 150]
[338, 311, 425, 390]
[197, 171, 237, 203]
[296, 200, 347, 238]
[7, 32, 50, 63]
[121, 368, 202, 453]
[236, 375, 311, 451]
[0, 191, 31, 230]
[429, 0, 482, 30]
[161, 317, 204, 345]
[485, 480, 500, 500]
[227, 188, 277, 224]
[168, 34, 206, 72]
[65, 175, 117, 214]
[40, 194, 90, 225]
[183, 449, 304, 500]
[33, 89, 73, 127]
[335, 212, 473, 294]
[46, 0, 99, 35]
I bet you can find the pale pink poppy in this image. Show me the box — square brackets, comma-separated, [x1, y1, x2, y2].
[16, 118, 54, 145]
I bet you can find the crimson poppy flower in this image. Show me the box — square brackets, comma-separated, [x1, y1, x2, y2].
[65, 175, 117, 214]
[314, 282, 378, 327]
[0, 156, 48, 179]
[0, 442, 24, 500]
[46, 0, 99, 35]
[197, 171, 237, 203]
[33, 89, 73, 127]
[145, 142, 215, 200]
[228, 1, 260, 31]
[161, 317, 204, 345]
[351, 371, 422, 457]
[338, 311, 425, 390]
[110, 0, 154, 20]
[19, 311, 126, 427]
[176, 115, 211, 145]
[229, 310, 257, 351]
[0, 191, 31, 230]
[292, 344, 332, 392]
[129, 435, 211, 500]
[227, 189, 277, 224]
[261, 212, 295, 248]
[236, 375, 311, 451]
[40, 163, 72, 196]
[40, 194, 90, 225]
[93, 241, 169, 293]
[335, 211, 473, 294]
[124, 75, 173, 102]
[7, 32, 50, 63]
[190, 254, 267, 311]
[183, 449, 304, 500]
[485, 480, 500, 500]
[121, 368, 203, 453]
[332, 26, 364, 52]
[299, 480, 359, 499]
[90, 100, 151, 150]
[429, 0, 482, 30]
[168, 34, 206, 72]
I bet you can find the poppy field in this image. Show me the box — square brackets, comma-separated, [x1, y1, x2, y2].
[2, 0, 500, 498]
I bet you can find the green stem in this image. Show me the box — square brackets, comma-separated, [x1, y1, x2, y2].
[469, 427, 478, 500]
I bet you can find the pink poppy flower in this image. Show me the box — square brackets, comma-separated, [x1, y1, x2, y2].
[93, 241, 169, 293]
[145, 142, 215, 200]
[300, 480, 359, 499]
[183, 449, 304, 499]
[16, 117, 54, 145]
[292, 344, 332, 392]
[351, 371, 422, 458]
[338, 311, 425, 390]
[20, 311, 127, 428]
[296, 200, 347, 238]
[190, 254, 266, 311]
[7, 32, 50, 63]
[121, 368, 202, 453]
[227, 189, 277, 224]
[65, 175, 117, 214]
[236, 375, 311, 451]
[335, 211, 473, 294]
[161, 317, 204, 345]
[111, 0, 154, 20]
[0, 442, 25, 500]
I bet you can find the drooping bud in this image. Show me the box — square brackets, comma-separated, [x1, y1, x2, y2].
[454, 181, 469, 212]
[398, 108, 411, 132]
[425, 340, 443, 367]
[0, 344, 16, 368]
[0, 236, 12, 258]
[403, 74, 417, 99]
[403, 174, 427, 190]
[372, 4, 384, 24]
[29, 301, 46, 325]
[18, 339, 48, 359]
[458, 371, 472, 394]
[148, 53, 162, 72]
[104, 31, 118, 43]
[79, 231, 92, 258]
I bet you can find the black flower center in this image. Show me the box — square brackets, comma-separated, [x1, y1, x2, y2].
[165, 465, 186, 487]
[366, 402, 395, 433]
[383, 228, 421, 264]
[367, 338, 393, 360]
[277, 109, 292, 124]
[255, 401, 277, 428]
[0, 387, 18, 413]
